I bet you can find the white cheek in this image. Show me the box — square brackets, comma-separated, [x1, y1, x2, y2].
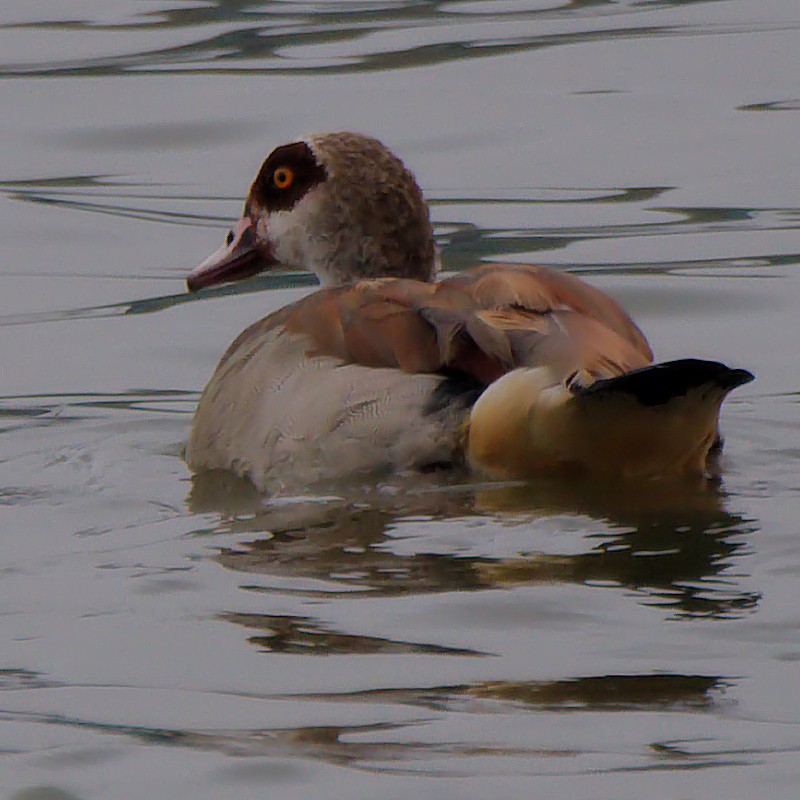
[264, 191, 338, 282]
[264, 210, 303, 266]
[259, 193, 318, 262]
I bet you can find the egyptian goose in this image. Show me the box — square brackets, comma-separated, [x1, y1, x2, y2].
[185, 132, 752, 492]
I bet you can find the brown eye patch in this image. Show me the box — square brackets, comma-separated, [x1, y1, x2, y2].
[250, 141, 327, 213]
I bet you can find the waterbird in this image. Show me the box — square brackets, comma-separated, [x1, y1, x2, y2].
[185, 132, 753, 492]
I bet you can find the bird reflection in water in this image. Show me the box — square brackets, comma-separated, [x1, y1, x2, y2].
[188, 469, 759, 624]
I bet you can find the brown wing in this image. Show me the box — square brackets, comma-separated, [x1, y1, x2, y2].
[279, 279, 443, 373]
[435, 262, 652, 360]
[254, 264, 653, 386]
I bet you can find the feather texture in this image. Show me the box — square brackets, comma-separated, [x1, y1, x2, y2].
[185, 133, 751, 489]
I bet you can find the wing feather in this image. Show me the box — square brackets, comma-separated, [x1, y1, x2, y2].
[266, 263, 653, 386]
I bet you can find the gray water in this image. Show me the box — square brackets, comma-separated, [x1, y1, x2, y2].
[2, 1, 800, 798]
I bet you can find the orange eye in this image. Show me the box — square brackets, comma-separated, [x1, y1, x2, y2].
[273, 166, 294, 190]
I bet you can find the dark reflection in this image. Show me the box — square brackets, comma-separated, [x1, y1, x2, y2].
[440, 201, 800, 270]
[3, 0, 651, 35]
[4, 174, 797, 266]
[739, 99, 800, 112]
[3, 0, 730, 33]
[198, 472, 492, 600]
[462, 672, 724, 709]
[0, 390, 195, 422]
[4, 672, 730, 773]
[0, 668, 60, 691]
[292, 672, 727, 712]
[0, 0, 736, 79]
[190, 470, 759, 619]
[0, 272, 319, 328]
[5, 707, 580, 771]
[4, 241, 792, 327]
[472, 481, 761, 618]
[2, 171, 797, 326]
[221, 611, 486, 656]
[0, 389, 194, 477]
[0, 175, 228, 229]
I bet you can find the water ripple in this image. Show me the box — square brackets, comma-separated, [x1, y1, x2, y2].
[2, 175, 797, 329]
[0, 671, 734, 776]
[1, 1, 795, 79]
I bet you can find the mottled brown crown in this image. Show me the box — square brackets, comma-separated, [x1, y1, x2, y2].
[248, 132, 436, 284]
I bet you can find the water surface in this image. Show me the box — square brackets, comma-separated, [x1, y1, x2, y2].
[2, 1, 800, 798]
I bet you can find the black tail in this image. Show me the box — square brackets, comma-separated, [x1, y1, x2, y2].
[574, 359, 754, 406]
